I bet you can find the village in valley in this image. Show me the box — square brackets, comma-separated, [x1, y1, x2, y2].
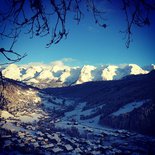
[0, 90, 155, 155]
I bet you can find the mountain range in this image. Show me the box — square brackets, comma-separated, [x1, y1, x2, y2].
[1, 66, 155, 154]
[1, 63, 155, 88]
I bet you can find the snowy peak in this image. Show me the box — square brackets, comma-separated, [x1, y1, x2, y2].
[76, 65, 96, 84]
[1, 63, 153, 88]
[101, 65, 118, 80]
[128, 64, 148, 75]
[2, 64, 21, 80]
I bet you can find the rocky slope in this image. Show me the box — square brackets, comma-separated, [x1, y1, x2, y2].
[0, 78, 41, 113]
[1, 63, 154, 88]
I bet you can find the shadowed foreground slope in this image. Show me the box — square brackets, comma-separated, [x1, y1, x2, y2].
[44, 70, 155, 135]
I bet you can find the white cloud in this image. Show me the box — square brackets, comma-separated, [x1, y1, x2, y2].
[19, 62, 46, 68]
[62, 58, 76, 62]
[50, 60, 64, 66]
[50, 57, 77, 66]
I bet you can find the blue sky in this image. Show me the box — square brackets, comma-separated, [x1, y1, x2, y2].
[0, 1, 155, 66]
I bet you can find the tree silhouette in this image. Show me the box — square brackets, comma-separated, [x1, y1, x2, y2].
[0, 0, 155, 63]
[0, 0, 155, 106]
[121, 0, 155, 48]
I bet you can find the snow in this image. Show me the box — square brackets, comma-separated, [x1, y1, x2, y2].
[21, 89, 41, 103]
[112, 100, 148, 116]
[34, 96, 41, 103]
[16, 112, 43, 123]
[1, 110, 14, 119]
[2, 122, 24, 132]
[31, 65, 43, 72]
[51, 61, 66, 73]
[60, 102, 105, 131]
[92, 67, 104, 81]
[21, 67, 37, 80]
[2, 64, 21, 80]
[42, 143, 54, 148]
[65, 67, 81, 84]
[1, 63, 152, 85]
[59, 68, 71, 83]
[63, 101, 104, 123]
[64, 144, 73, 151]
[51, 133, 61, 142]
[1, 86, 154, 155]
[37, 70, 54, 80]
[27, 78, 39, 83]
[63, 102, 87, 121]
[129, 64, 148, 75]
[76, 65, 96, 84]
[102, 65, 118, 80]
[52, 147, 62, 153]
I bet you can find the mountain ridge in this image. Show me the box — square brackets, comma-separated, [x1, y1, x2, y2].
[1, 63, 155, 88]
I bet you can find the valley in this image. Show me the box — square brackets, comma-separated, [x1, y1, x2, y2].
[0, 70, 155, 154]
[1, 93, 155, 155]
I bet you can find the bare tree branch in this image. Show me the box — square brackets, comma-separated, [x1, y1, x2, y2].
[0, 48, 27, 65]
[121, 0, 155, 48]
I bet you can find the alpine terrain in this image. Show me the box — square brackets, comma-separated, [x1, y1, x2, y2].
[1, 63, 154, 88]
[0, 64, 155, 155]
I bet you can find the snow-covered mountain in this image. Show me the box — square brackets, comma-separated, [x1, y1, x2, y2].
[1, 63, 154, 88]
[1, 70, 155, 154]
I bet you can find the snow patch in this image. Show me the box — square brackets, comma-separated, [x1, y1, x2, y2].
[16, 112, 43, 123]
[2, 64, 21, 80]
[102, 65, 118, 80]
[112, 100, 148, 116]
[129, 64, 148, 75]
[37, 70, 54, 80]
[1, 110, 14, 119]
[76, 65, 96, 84]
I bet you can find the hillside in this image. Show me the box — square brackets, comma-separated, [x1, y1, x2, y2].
[0, 78, 40, 112]
[44, 70, 155, 135]
[0, 72, 155, 154]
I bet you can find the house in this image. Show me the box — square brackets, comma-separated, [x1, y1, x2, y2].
[52, 147, 63, 153]
[64, 144, 73, 151]
[36, 131, 44, 136]
[41, 143, 54, 149]
[33, 142, 39, 148]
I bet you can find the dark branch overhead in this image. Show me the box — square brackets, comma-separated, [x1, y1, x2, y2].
[0, 0, 107, 48]
[121, 0, 155, 48]
[0, 0, 155, 64]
